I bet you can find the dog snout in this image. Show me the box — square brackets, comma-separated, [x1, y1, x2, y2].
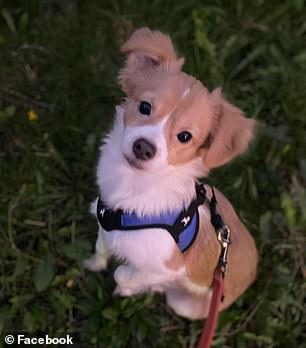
[132, 138, 156, 161]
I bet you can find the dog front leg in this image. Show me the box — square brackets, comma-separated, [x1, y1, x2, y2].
[84, 229, 109, 271]
[113, 264, 177, 296]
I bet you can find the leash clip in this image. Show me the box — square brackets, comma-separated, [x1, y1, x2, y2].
[217, 225, 231, 274]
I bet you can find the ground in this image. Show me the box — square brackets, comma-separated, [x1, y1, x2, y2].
[0, 1, 305, 347]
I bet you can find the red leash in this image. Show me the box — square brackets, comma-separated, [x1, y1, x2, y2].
[196, 267, 225, 348]
[197, 214, 231, 348]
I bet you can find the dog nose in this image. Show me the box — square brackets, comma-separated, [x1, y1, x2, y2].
[132, 138, 156, 161]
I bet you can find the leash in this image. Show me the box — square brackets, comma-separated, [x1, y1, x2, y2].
[197, 187, 231, 348]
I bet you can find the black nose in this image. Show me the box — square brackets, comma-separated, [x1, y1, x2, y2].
[132, 138, 156, 161]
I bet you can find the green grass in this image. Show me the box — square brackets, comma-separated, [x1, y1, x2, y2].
[1, 0, 306, 347]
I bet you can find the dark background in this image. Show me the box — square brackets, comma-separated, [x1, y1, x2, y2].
[0, 1, 305, 347]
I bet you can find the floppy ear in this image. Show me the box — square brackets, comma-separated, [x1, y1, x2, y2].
[203, 89, 256, 169]
[119, 27, 184, 95]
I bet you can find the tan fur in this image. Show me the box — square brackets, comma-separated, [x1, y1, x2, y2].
[163, 190, 257, 320]
[164, 185, 258, 316]
[203, 88, 256, 169]
[120, 29, 255, 170]
[185, 186, 258, 311]
[165, 247, 185, 271]
[119, 27, 184, 96]
[165, 80, 215, 165]
[121, 27, 182, 67]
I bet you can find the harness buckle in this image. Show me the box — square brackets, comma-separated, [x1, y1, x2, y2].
[217, 225, 231, 274]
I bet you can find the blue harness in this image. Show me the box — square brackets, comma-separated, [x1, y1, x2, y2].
[96, 184, 207, 252]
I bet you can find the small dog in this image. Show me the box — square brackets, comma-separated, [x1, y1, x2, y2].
[85, 28, 258, 319]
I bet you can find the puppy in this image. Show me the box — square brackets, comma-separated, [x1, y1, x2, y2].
[85, 28, 258, 319]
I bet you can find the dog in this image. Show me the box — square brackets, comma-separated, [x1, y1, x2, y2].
[84, 28, 258, 319]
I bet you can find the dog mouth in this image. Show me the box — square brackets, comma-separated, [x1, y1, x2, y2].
[124, 155, 144, 170]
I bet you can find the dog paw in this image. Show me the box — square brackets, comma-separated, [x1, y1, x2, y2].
[113, 285, 133, 297]
[150, 284, 165, 293]
[114, 265, 130, 284]
[83, 254, 107, 272]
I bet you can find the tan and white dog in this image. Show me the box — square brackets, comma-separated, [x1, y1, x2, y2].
[85, 28, 258, 319]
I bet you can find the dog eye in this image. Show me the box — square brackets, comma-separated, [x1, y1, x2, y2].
[138, 101, 151, 116]
[177, 131, 192, 143]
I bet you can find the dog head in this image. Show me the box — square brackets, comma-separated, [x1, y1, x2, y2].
[117, 28, 255, 174]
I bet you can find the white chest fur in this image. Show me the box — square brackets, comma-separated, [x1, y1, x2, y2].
[101, 226, 185, 294]
[102, 227, 178, 270]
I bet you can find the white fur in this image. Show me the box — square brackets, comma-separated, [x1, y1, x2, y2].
[83, 227, 108, 271]
[121, 116, 169, 171]
[165, 288, 212, 319]
[181, 87, 190, 99]
[104, 227, 185, 295]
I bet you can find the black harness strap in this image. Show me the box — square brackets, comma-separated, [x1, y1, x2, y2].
[96, 183, 230, 254]
[209, 186, 231, 274]
[169, 184, 206, 242]
[209, 187, 225, 232]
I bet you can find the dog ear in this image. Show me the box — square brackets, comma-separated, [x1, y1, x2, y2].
[119, 27, 184, 95]
[202, 88, 255, 169]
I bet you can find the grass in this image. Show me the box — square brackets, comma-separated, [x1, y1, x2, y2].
[0, 0, 306, 347]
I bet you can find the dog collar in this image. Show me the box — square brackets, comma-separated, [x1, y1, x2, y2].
[96, 184, 206, 252]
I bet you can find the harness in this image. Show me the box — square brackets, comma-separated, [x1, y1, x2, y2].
[96, 183, 229, 255]
[96, 184, 206, 252]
